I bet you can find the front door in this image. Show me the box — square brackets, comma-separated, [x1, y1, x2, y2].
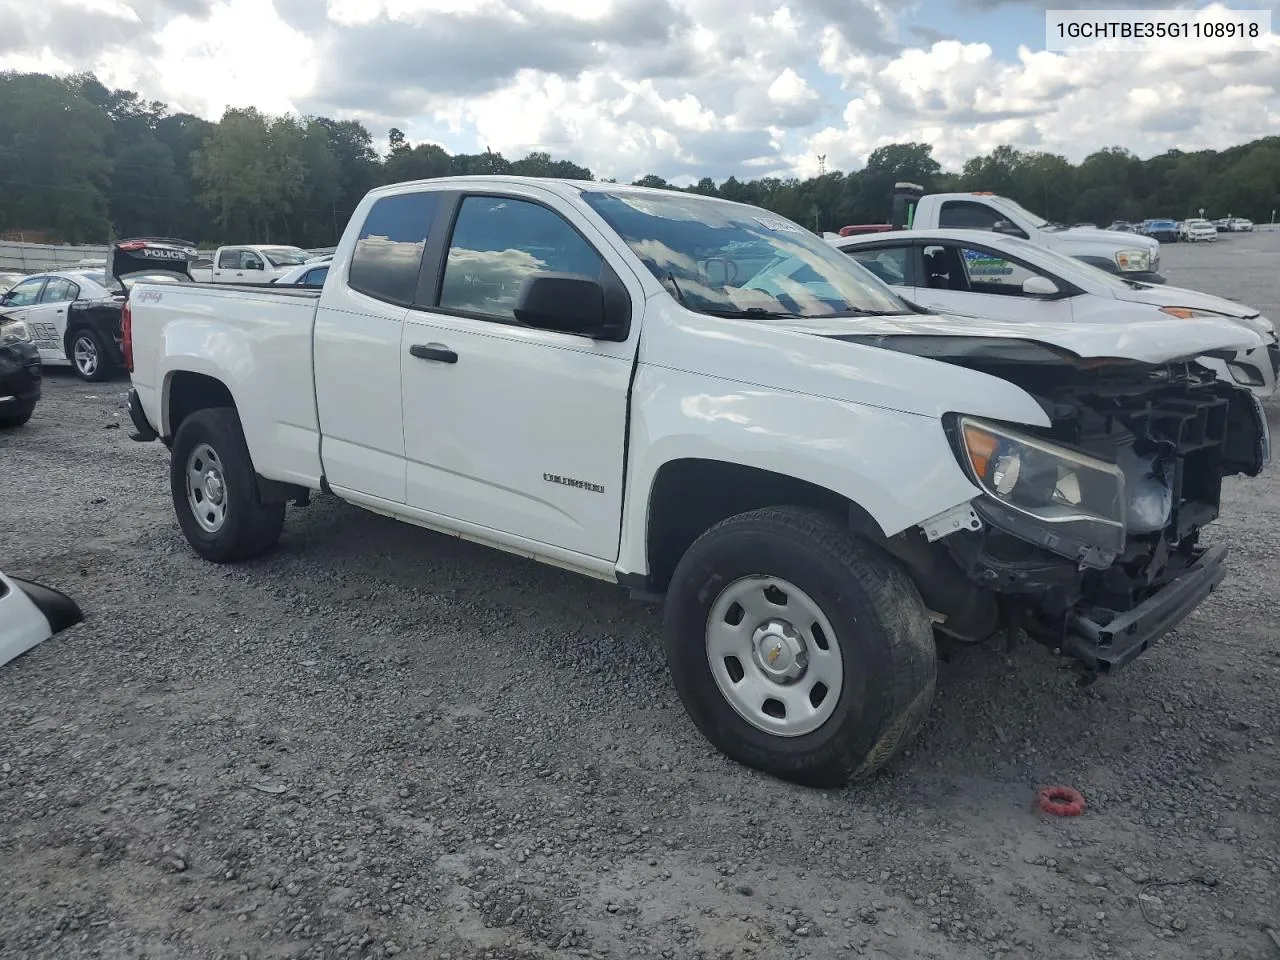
[400, 188, 642, 561]
[1, 277, 50, 356]
[910, 241, 1076, 324]
[29, 277, 81, 363]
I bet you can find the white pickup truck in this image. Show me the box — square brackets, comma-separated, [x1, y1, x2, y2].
[840, 184, 1166, 284]
[122, 176, 1271, 787]
[196, 244, 313, 283]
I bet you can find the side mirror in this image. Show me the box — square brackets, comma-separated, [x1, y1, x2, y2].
[993, 219, 1028, 239]
[246, 260, 263, 271]
[513, 272, 627, 341]
[1022, 275, 1060, 296]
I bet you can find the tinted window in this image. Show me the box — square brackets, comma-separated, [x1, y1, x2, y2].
[303, 266, 329, 287]
[39, 278, 80, 303]
[439, 196, 603, 322]
[846, 246, 909, 286]
[938, 201, 1002, 230]
[217, 249, 240, 269]
[4, 278, 45, 306]
[242, 251, 264, 270]
[349, 191, 439, 306]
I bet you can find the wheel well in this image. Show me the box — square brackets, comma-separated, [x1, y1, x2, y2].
[166, 372, 235, 439]
[644, 459, 885, 591]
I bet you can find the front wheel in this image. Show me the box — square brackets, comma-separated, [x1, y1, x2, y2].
[69, 329, 112, 382]
[0, 403, 34, 428]
[169, 407, 285, 563]
[663, 506, 937, 787]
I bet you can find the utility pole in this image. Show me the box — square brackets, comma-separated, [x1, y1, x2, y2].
[817, 154, 826, 177]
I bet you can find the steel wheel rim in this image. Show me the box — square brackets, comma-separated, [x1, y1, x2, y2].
[186, 442, 228, 533]
[705, 576, 844, 737]
[73, 336, 98, 376]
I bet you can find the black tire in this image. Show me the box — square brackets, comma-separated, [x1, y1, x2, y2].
[169, 406, 285, 563]
[663, 506, 937, 787]
[67, 328, 112, 382]
[0, 403, 33, 428]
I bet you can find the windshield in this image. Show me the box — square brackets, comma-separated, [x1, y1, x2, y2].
[580, 190, 911, 318]
[261, 247, 309, 267]
[993, 197, 1050, 230]
[995, 236, 1146, 291]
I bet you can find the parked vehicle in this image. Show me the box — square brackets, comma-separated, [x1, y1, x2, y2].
[190, 256, 215, 283]
[1139, 218, 1180, 243]
[0, 317, 41, 427]
[1106, 221, 1138, 233]
[209, 245, 311, 283]
[841, 184, 1165, 283]
[0, 239, 195, 381]
[0, 568, 83, 669]
[271, 260, 331, 287]
[829, 228, 1279, 397]
[123, 176, 1270, 786]
[1228, 217, 1254, 232]
[1180, 218, 1219, 242]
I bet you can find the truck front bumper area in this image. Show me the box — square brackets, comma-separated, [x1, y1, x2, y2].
[1061, 544, 1228, 672]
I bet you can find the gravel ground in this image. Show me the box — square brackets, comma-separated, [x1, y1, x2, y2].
[2, 232, 1278, 960]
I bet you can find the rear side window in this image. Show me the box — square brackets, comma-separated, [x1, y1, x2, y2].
[303, 266, 329, 287]
[39, 278, 80, 303]
[217, 249, 240, 268]
[349, 192, 440, 306]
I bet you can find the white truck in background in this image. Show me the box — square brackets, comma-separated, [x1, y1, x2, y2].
[121, 176, 1270, 787]
[194, 244, 312, 283]
[840, 183, 1166, 284]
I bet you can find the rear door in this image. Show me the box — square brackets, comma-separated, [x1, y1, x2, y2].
[398, 187, 643, 560]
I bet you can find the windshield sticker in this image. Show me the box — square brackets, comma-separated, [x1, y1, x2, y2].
[752, 215, 805, 234]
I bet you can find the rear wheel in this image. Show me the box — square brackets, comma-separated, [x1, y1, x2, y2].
[663, 506, 937, 787]
[169, 407, 285, 563]
[69, 329, 112, 382]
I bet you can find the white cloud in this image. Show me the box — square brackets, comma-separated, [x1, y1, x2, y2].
[0, 0, 1276, 182]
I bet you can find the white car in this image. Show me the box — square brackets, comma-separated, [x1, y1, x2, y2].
[271, 260, 331, 287]
[0, 269, 115, 372]
[1228, 218, 1254, 232]
[828, 228, 1278, 398]
[1180, 218, 1218, 242]
[0, 568, 82, 669]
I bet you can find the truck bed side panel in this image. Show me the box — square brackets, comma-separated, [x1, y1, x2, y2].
[131, 284, 323, 488]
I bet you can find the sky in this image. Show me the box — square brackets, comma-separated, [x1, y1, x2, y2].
[0, 0, 1276, 185]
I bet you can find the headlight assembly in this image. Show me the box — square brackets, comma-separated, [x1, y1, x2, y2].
[1114, 249, 1151, 272]
[0, 319, 32, 345]
[955, 417, 1128, 564]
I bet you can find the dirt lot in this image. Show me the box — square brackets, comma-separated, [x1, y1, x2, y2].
[2, 232, 1278, 960]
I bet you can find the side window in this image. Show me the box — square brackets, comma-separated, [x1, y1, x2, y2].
[937, 201, 1002, 231]
[349, 191, 440, 306]
[846, 246, 909, 286]
[242, 251, 264, 271]
[957, 246, 1038, 295]
[4, 278, 46, 306]
[304, 266, 329, 287]
[439, 195, 603, 323]
[921, 245, 969, 291]
[38, 278, 79, 303]
[217, 249, 240, 269]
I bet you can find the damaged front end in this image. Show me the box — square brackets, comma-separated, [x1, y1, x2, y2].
[865, 336, 1271, 676]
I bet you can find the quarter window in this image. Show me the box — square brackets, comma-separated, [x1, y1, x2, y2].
[349, 192, 439, 306]
[439, 195, 603, 323]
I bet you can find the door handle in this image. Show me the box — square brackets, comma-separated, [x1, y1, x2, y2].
[55, 308, 64, 314]
[409, 343, 457, 363]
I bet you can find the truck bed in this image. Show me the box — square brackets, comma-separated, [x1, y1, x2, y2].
[128, 279, 325, 490]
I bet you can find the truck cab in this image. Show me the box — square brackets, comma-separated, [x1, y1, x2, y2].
[210, 245, 311, 283]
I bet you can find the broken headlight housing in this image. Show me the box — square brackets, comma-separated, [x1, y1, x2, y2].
[953, 417, 1128, 564]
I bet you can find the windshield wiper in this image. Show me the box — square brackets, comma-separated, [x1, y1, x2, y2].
[698, 306, 801, 319]
[665, 271, 687, 305]
[823, 308, 910, 317]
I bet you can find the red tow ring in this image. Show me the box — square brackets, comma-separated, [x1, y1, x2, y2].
[1036, 785, 1086, 817]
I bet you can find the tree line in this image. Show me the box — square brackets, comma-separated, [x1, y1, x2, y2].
[1, 70, 1277, 248]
